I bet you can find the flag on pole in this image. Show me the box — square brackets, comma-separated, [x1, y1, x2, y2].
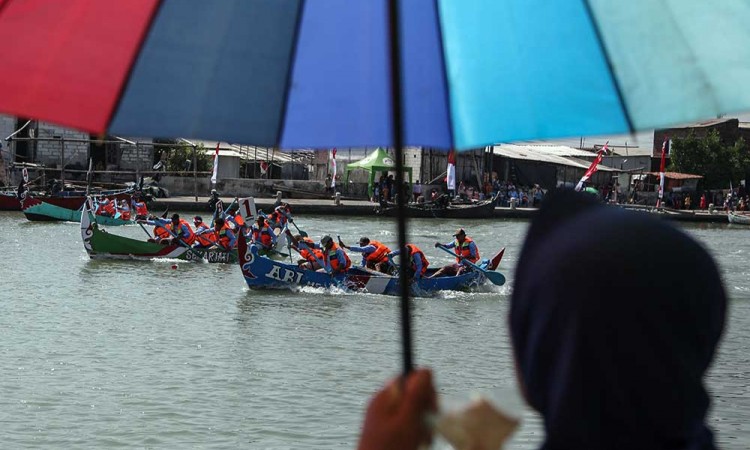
[211, 142, 220, 184]
[260, 160, 269, 176]
[656, 138, 668, 207]
[331, 148, 337, 189]
[575, 142, 608, 191]
[447, 149, 456, 191]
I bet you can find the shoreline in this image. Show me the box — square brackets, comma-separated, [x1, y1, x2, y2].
[151, 196, 731, 223]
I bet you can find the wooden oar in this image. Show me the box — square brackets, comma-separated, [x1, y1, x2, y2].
[159, 220, 205, 261]
[138, 221, 154, 240]
[436, 244, 506, 286]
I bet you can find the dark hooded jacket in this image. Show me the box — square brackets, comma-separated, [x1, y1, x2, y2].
[510, 190, 726, 450]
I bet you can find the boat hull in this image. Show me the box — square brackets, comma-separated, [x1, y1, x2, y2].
[81, 205, 237, 263]
[728, 212, 750, 225]
[0, 192, 21, 211]
[238, 237, 490, 296]
[22, 194, 133, 224]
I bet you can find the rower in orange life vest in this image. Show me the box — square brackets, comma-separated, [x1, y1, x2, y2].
[387, 244, 429, 279]
[149, 213, 196, 246]
[212, 217, 237, 251]
[289, 233, 325, 270]
[225, 204, 248, 237]
[250, 215, 277, 252]
[430, 228, 480, 277]
[267, 203, 292, 229]
[339, 236, 392, 274]
[131, 196, 149, 220]
[142, 214, 172, 244]
[103, 197, 117, 217]
[314, 235, 351, 275]
[192, 215, 217, 248]
[96, 197, 115, 217]
[118, 199, 131, 221]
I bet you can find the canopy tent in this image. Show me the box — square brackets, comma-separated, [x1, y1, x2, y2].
[344, 148, 412, 197]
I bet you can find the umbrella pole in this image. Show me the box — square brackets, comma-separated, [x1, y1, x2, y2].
[388, 0, 413, 375]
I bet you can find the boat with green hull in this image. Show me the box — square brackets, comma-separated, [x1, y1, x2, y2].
[80, 203, 237, 263]
[22, 192, 134, 224]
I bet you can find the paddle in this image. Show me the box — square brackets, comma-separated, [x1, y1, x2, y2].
[138, 221, 154, 240]
[436, 244, 506, 286]
[160, 219, 205, 261]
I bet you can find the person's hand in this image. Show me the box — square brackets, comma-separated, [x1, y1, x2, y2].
[358, 368, 437, 450]
[434, 242, 441, 248]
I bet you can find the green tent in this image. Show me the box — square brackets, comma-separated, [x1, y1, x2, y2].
[344, 148, 412, 197]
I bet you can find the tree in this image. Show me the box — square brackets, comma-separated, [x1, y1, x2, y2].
[669, 130, 750, 189]
[164, 143, 211, 173]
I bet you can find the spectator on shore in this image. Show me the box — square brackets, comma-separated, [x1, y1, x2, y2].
[324, 174, 333, 194]
[357, 190, 727, 450]
[412, 180, 422, 203]
[699, 193, 707, 210]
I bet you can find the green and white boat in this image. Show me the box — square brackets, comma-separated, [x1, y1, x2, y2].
[80, 201, 238, 264]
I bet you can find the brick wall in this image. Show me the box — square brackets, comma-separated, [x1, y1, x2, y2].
[118, 140, 154, 171]
[35, 122, 88, 169]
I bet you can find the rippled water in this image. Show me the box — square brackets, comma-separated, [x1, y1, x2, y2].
[0, 211, 747, 449]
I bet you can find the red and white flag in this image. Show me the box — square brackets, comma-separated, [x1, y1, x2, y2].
[331, 148, 337, 189]
[447, 149, 456, 191]
[210, 142, 220, 184]
[575, 142, 608, 191]
[656, 138, 669, 207]
[260, 160, 269, 176]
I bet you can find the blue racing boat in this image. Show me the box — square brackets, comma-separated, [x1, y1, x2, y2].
[237, 237, 505, 296]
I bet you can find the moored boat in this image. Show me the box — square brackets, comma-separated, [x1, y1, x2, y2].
[375, 193, 499, 219]
[237, 236, 504, 296]
[728, 211, 750, 225]
[0, 191, 21, 211]
[80, 202, 238, 263]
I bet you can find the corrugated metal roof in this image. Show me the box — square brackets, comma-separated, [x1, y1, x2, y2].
[645, 171, 703, 180]
[491, 144, 619, 171]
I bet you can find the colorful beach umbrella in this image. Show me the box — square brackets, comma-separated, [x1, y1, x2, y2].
[2, 0, 750, 149]
[2, 0, 750, 374]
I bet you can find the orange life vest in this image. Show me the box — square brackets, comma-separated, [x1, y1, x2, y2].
[364, 240, 391, 264]
[120, 209, 131, 221]
[406, 244, 429, 275]
[454, 237, 480, 263]
[173, 219, 196, 245]
[134, 202, 148, 217]
[214, 223, 234, 249]
[103, 201, 116, 216]
[325, 242, 351, 271]
[194, 222, 217, 247]
[252, 219, 274, 248]
[231, 213, 246, 231]
[154, 222, 172, 240]
[298, 237, 324, 264]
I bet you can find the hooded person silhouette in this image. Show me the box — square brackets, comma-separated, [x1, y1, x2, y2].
[358, 190, 727, 450]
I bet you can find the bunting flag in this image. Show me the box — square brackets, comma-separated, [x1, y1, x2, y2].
[575, 142, 608, 191]
[656, 138, 668, 207]
[211, 142, 220, 184]
[447, 149, 456, 191]
[331, 148, 337, 189]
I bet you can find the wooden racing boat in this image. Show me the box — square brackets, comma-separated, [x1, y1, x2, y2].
[21, 191, 134, 223]
[728, 211, 750, 225]
[237, 237, 505, 297]
[80, 202, 238, 263]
